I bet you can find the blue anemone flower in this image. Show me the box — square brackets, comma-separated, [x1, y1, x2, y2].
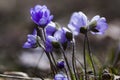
[45, 25, 71, 52]
[54, 73, 68, 80]
[23, 29, 37, 48]
[68, 11, 88, 35]
[30, 5, 53, 27]
[90, 15, 108, 34]
[45, 30, 63, 52]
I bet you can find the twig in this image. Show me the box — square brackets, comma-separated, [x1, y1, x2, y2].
[0, 74, 42, 80]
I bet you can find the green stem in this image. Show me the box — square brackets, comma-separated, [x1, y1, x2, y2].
[86, 33, 96, 78]
[50, 52, 57, 67]
[37, 39, 57, 75]
[48, 52, 57, 75]
[75, 57, 84, 70]
[64, 67, 69, 80]
[72, 39, 78, 80]
[83, 34, 87, 80]
[60, 44, 71, 80]
[75, 59, 80, 80]
[50, 52, 58, 72]
[41, 28, 56, 75]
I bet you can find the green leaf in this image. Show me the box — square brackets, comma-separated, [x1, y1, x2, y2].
[86, 51, 102, 72]
[70, 69, 76, 80]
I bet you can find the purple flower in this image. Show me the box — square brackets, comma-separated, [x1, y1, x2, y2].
[90, 15, 108, 34]
[45, 21, 72, 52]
[68, 11, 108, 35]
[30, 5, 53, 27]
[54, 73, 68, 80]
[68, 11, 88, 35]
[45, 29, 64, 52]
[57, 59, 65, 69]
[45, 26, 71, 52]
[23, 29, 37, 48]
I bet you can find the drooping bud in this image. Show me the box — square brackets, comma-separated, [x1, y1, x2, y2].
[57, 59, 65, 69]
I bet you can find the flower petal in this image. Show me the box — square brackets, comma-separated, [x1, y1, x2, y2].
[45, 21, 57, 36]
[23, 42, 32, 48]
[91, 15, 100, 22]
[54, 28, 67, 43]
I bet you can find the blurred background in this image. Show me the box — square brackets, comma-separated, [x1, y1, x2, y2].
[0, 0, 120, 77]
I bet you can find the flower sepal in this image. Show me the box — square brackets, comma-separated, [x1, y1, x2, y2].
[89, 21, 99, 32]
[66, 32, 73, 41]
[80, 27, 87, 34]
[52, 41, 60, 49]
[55, 22, 61, 30]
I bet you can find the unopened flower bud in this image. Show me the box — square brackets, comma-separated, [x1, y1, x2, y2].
[57, 59, 64, 69]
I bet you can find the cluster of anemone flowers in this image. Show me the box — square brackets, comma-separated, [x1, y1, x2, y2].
[23, 5, 108, 80]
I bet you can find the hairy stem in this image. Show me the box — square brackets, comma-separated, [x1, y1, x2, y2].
[72, 39, 79, 80]
[50, 52, 57, 72]
[83, 34, 87, 80]
[41, 28, 56, 75]
[86, 33, 96, 78]
[60, 44, 71, 80]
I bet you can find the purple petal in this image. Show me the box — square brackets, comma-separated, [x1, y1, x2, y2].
[44, 10, 50, 17]
[39, 17, 48, 25]
[23, 42, 32, 48]
[91, 16, 108, 35]
[49, 15, 54, 21]
[45, 21, 56, 36]
[45, 37, 53, 52]
[27, 34, 36, 44]
[54, 28, 67, 43]
[47, 36, 57, 42]
[32, 28, 37, 35]
[78, 11, 88, 26]
[34, 5, 42, 12]
[91, 15, 100, 22]
[68, 24, 79, 35]
[68, 11, 88, 35]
